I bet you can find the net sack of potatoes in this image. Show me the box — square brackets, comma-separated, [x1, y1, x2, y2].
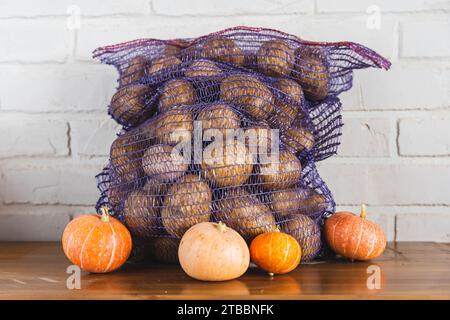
[94, 26, 390, 262]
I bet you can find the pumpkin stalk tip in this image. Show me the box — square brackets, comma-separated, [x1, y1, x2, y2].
[100, 206, 110, 222]
[217, 221, 227, 233]
[360, 204, 366, 220]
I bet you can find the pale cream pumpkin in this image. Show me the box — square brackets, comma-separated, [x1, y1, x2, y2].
[178, 222, 250, 281]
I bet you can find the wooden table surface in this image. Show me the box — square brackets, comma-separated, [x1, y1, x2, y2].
[0, 242, 449, 300]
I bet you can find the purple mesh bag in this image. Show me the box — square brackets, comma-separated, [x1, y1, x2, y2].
[93, 26, 389, 127]
[95, 102, 333, 262]
[93, 26, 390, 263]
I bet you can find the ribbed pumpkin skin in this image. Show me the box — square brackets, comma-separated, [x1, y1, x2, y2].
[62, 214, 132, 273]
[324, 212, 386, 261]
[250, 232, 301, 275]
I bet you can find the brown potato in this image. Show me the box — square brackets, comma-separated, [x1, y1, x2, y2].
[142, 177, 169, 195]
[201, 37, 245, 66]
[201, 140, 254, 188]
[185, 59, 222, 77]
[294, 46, 329, 101]
[147, 55, 182, 76]
[110, 83, 154, 126]
[119, 55, 151, 87]
[149, 237, 180, 264]
[220, 74, 274, 121]
[137, 117, 158, 142]
[154, 106, 194, 146]
[257, 149, 301, 190]
[161, 174, 212, 237]
[244, 121, 276, 160]
[128, 242, 152, 263]
[257, 40, 294, 77]
[106, 174, 129, 211]
[280, 116, 315, 153]
[142, 144, 188, 183]
[158, 79, 197, 113]
[197, 103, 240, 139]
[282, 214, 321, 261]
[269, 187, 328, 216]
[216, 188, 279, 239]
[268, 79, 303, 129]
[110, 132, 146, 183]
[162, 44, 182, 57]
[123, 189, 161, 239]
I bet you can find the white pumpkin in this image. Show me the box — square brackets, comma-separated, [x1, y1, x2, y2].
[178, 222, 250, 281]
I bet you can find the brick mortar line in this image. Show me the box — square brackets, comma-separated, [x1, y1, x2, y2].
[336, 203, 450, 207]
[0, 11, 448, 21]
[323, 157, 450, 164]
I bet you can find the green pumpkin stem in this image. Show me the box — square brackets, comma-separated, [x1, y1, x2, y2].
[360, 204, 366, 220]
[100, 206, 110, 222]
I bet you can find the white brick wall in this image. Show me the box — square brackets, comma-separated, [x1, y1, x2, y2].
[399, 117, 450, 156]
[0, 1, 449, 242]
[0, 116, 69, 157]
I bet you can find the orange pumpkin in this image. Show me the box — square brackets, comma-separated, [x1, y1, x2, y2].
[250, 231, 301, 275]
[62, 207, 132, 273]
[324, 204, 386, 261]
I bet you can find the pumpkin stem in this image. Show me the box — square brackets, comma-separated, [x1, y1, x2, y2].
[216, 221, 227, 233]
[100, 206, 110, 222]
[360, 204, 366, 220]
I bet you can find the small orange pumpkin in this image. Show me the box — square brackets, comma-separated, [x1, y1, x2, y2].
[250, 231, 301, 275]
[324, 204, 386, 261]
[62, 207, 132, 273]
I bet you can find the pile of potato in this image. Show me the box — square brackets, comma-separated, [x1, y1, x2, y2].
[94, 27, 389, 262]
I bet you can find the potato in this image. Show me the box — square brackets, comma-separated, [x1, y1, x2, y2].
[106, 174, 129, 211]
[244, 121, 274, 159]
[268, 79, 303, 129]
[269, 187, 328, 216]
[128, 242, 152, 263]
[201, 140, 254, 188]
[110, 132, 146, 183]
[216, 188, 279, 239]
[142, 177, 169, 195]
[294, 46, 329, 101]
[119, 55, 151, 87]
[158, 79, 197, 113]
[185, 59, 222, 77]
[123, 189, 161, 239]
[142, 144, 188, 183]
[161, 174, 212, 237]
[280, 116, 315, 153]
[220, 74, 274, 121]
[197, 103, 240, 139]
[147, 55, 182, 76]
[154, 106, 194, 146]
[149, 237, 180, 264]
[137, 117, 158, 143]
[162, 44, 182, 58]
[281, 214, 321, 261]
[201, 37, 245, 66]
[257, 149, 301, 190]
[110, 83, 154, 126]
[257, 40, 294, 77]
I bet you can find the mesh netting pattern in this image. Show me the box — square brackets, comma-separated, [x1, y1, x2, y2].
[93, 26, 389, 262]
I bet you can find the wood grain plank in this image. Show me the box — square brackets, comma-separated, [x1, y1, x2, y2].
[0, 242, 449, 300]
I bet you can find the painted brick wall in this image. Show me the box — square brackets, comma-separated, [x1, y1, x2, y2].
[0, 0, 449, 241]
